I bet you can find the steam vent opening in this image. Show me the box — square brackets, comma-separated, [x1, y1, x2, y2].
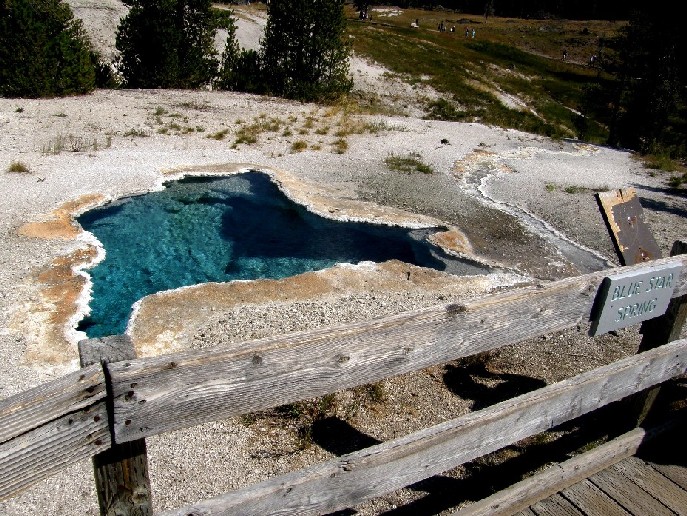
[77, 171, 489, 337]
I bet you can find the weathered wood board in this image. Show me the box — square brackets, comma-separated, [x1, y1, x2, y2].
[589, 463, 674, 515]
[560, 480, 628, 516]
[455, 422, 674, 516]
[596, 188, 662, 265]
[0, 364, 106, 444]
[0, 402, 110, 500]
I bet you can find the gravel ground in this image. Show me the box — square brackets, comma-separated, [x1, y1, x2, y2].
[1, 4, 686, 515]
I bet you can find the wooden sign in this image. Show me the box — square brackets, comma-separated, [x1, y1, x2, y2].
[596, 188, 662, 265]
[591, 263, 682, 335]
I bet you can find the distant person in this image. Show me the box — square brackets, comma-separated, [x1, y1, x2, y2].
[465, 26, 469, 37]
[562, 49, 568, 60]
[472, 28, 476, 38]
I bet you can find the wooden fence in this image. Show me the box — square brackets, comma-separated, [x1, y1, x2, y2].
[1, 242, 686, 515]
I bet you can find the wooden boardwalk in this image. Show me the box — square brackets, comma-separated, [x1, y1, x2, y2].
[519, 428, 687, 516]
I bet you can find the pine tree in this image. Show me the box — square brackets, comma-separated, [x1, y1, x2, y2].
[606, 8, 687, 158]
[0, 0, 96, 98]
[116, 0, 219, 89]
[260, 0, 352, 101]
[216, 7, 259, 92]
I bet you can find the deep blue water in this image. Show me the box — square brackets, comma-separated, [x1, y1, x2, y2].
[77, 172, 488, 337]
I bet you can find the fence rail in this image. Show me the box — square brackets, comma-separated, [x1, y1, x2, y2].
[0, 365, 110, 500]
[0, 246, 685, 514]
[109, 254, 687, 443]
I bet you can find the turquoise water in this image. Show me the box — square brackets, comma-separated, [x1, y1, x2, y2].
[77, 172, 489, 337]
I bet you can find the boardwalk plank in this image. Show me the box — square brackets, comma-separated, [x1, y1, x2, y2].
[613, 457, 687, 515]
[649, 463, 687, 492]
[561, 479, 629, 516]
[589, 466, 673, 516]
[530, 493, 582, 516]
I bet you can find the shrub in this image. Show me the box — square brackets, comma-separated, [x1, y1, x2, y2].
[0, 0, 96, 98]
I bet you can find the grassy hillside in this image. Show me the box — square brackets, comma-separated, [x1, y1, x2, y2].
[345, 7, 622, 143]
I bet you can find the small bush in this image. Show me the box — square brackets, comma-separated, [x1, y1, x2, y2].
[7, 161, 30, 173]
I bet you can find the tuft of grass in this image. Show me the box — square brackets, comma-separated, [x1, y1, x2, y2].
[15, 107, 23, 113]
[233, 116, 284, 146]
[357, 382, 387, 404]
[563, 185, 585, 194]
[7, 161, 30, 173]
[426, 98, 467, 121]
[385, 152, 434, 174]
[208, 128, 229, 140]
[234, 126, 258, 145]
[668, 172, 687, 189]
[545, 183, 556, 192]
[42, 134, 88, 153]
[154, 106, 167, 116]
[333, 138, 348, 154]
[642, 154, 680, 172]
[291, 140, 308, 152]
[41, 133, 112, 154]
[123, 128, 149, 138]
[563, 184, 609, 194]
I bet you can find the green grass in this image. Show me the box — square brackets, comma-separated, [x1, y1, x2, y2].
[345, 8, 620, 141]
[385, 152, 433, 174]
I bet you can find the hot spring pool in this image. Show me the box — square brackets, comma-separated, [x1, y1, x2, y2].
[77, 172, 488, 337]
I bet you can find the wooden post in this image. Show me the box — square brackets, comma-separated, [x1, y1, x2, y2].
[79, 335, 152, 516]
[633, 239, 687, 426]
